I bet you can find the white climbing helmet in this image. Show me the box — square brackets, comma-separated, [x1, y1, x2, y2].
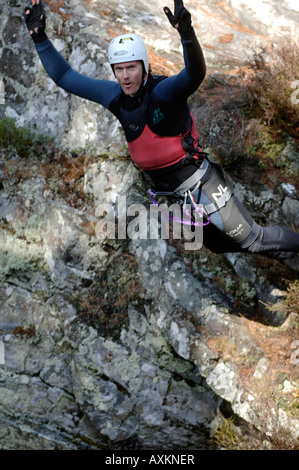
[108, 33, 150, 73]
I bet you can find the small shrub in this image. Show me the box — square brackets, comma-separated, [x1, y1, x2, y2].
[0, 117, 54, 159]
[243, 39, 299, 138]
[262, 279, 299, 317]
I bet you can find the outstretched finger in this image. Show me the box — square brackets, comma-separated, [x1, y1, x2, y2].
[163, 6, 173, 19]
[163, 6, 178, 28]
[163, 6, 173, 17]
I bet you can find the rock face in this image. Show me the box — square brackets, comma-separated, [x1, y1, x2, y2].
[0, 0, 298, 450]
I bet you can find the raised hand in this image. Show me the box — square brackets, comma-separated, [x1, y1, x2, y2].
[163, 0, 192, 36]
[24, 0, 47, 43]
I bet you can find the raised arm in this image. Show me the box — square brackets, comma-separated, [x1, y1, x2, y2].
[155, 0, 206, 100]
[35, 39, 120, 108]
[24, 0, 120, 109]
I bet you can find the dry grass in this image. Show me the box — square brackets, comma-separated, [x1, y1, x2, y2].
[262, 280, 299, 317]
[77, 253, 146, 340]
[191, 38, 299, 189]
[242, 39, 299, 139]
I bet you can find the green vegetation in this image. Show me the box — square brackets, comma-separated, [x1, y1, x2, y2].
[248, 122, 286, 168]
[0, 117, 54, 159]
[263, 280, 299, 317]
[213, 416, 245, 450]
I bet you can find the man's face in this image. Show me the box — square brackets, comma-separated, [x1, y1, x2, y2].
[114, 61, 145, 95]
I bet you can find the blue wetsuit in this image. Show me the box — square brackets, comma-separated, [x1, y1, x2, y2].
[34, 35, 299, 257]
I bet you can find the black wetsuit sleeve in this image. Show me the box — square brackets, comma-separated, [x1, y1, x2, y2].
[35, 39, 121, 109]
[154, 28, 206, 101]
[182, 28, 206, 86]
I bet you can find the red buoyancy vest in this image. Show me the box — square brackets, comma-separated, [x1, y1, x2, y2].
[128, 114, 200, 171]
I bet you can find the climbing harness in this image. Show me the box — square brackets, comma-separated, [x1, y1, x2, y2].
[148, 154, 233, 228]
[148, 188, 210, 227]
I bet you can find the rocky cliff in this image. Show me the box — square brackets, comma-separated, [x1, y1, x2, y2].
[0, 0, 298, 450]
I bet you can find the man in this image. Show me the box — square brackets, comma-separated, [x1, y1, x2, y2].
[24, 0, 299, 269]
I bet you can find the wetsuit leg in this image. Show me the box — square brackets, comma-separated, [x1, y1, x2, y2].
[247, 225, 299, 253]
[202, 219, 248, 253]
[193, 161, 299, 254]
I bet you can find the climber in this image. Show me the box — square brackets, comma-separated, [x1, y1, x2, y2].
[24, 0, 299, 269]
